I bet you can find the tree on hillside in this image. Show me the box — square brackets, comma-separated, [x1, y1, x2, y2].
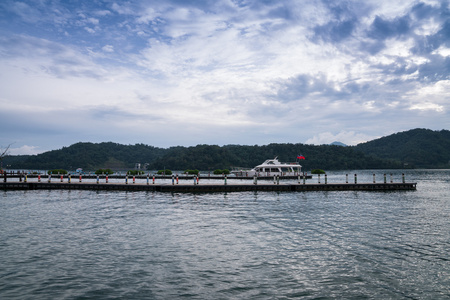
[0, 143, 12, 170]
[6, 128, 449, 170]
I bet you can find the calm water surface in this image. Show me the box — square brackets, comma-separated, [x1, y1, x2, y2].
[1, 170, 449, 299]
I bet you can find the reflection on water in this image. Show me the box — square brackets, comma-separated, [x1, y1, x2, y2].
[0, 170, 449, 299]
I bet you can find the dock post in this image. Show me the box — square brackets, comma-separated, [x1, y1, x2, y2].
[402, 173, 405, 183]
[373, 173, 376, 183]
[298, 174, 301, 184]
[19, 173, 22, 182]
[318, 174, 320, 184]
[384, 174, 387, 184]
[3, 172, 6, 183]
[354, 174, 357, 184]
[325, 174, 327, 184]
[390, 173, 393, 183]
[277, 175, 280, 185]
[346, 174, 348, 183]
[303, 173, 306, 184]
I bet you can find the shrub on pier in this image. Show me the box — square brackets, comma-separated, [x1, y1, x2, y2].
[157, 169, 172, 175]
[311, 169, 326, 174]
[48, 169, 68, 175]
[213, 169, 230, 175]
[184, 169, 199, 175]
[95, 168, 114, 175]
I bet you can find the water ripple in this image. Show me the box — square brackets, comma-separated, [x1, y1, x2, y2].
[1, 170, 449, 299]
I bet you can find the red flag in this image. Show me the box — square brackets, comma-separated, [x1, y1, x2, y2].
[297, 155, 305, 160]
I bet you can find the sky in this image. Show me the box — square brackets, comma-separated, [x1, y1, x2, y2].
[1, 0, 449, 155]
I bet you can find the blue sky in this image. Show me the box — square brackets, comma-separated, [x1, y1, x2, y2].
[1, 0, 449, 155]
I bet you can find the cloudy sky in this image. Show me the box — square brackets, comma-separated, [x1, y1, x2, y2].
[1, 0, 449, 155]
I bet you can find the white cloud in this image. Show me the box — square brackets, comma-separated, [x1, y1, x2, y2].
[102, 45, 114, 52]
[305, 131, 378, 146]
[9, 1, 41, 23]
[364, 0, 415, 19]
[84, 27, 95, 34]
[406, 80, 450, 113]
[95, 10, 111, 17]
[111, 3, 134, 15]
[0, 0, 449, 152]
[409, 102, 444, 112]
[87, 17, 99, 25]
[432, 46, 450, 57]
[413, 17, 442, 36]
[136, 7, 158, 24]
[9, 145, 44, 155]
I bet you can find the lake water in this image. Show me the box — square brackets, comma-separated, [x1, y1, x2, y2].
[1, 170, 449, 299]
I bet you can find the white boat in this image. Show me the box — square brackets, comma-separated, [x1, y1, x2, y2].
[231, 157, 302, 177]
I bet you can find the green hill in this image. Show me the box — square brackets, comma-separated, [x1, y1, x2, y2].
[3, 128, 449, 171]
[354, 129, 450, 168]
[3, 142, 166, 171]
[148, 143, 402, 171]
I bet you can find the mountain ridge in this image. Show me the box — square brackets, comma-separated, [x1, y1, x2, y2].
[354, 128, 450, 168]
[2, 128, 449, 171]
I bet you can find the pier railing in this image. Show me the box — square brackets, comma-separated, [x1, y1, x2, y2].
[1, 172, 417, 192]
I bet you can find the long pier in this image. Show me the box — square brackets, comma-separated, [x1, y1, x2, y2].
[3, 174, 312, 180]
[1, 181, 417, 192]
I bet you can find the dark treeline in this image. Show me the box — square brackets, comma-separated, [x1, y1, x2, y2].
[3, 128, 449, 171]
[4, 142, 166, 171]
[150, 143, 403, 171]
[355, 128, 450, 168]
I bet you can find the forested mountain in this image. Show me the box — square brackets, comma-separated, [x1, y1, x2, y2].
[354, 129, 450, 168]
[148, 143, 401, 171]
[4, 142, 166, 171]
[3, 128, 449, 171]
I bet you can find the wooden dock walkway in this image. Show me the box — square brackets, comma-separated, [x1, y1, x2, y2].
[1, 181, 417, 192]
[3, 174, 312, 180]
